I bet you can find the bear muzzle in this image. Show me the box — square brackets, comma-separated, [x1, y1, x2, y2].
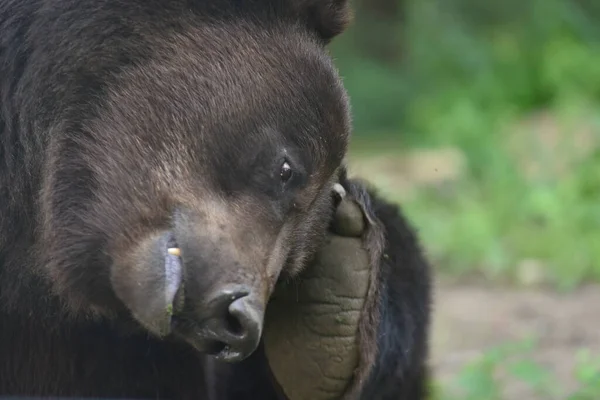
[111, 229, 268, 363]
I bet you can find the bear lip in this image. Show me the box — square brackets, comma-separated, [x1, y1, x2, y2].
[163, 232, 184, 320]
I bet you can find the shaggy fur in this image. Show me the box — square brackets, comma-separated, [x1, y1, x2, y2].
[0, 0, 431, 398]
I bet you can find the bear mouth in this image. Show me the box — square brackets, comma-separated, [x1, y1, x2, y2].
[170, 315, 236, 359]
[170, 307, 255, 363]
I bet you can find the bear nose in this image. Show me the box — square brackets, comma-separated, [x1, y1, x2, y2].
[175, 286, 264, 363]
[207, 288, 263, 362]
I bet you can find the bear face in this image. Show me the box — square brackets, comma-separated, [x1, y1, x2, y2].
[31, 1, 351, 363]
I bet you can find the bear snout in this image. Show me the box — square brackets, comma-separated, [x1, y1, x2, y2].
[172, 285, 264, 363]
[110, 220, 271, 363]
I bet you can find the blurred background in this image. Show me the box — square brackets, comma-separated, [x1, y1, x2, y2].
[332, 0, 600, 398]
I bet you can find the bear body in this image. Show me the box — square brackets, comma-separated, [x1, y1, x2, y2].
[0, 0, 431, 398]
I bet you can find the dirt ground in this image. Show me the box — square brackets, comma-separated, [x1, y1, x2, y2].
[430, 280, 600, 398]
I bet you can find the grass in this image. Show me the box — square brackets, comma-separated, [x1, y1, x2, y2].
[428, 339, 600, 400]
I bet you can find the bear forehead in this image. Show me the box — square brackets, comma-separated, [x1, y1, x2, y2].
[95, 21, 349, 162]
[110, 22, 348, 123]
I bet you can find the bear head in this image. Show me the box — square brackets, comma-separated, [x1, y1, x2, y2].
[39, 0, 353, 362]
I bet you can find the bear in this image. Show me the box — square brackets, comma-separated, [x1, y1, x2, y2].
[0, 0, 432, 398]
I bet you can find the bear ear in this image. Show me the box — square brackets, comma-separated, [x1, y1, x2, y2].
[292, 0, 353, 42]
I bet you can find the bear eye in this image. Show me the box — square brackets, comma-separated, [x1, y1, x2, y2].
[280, 161, 293, 183]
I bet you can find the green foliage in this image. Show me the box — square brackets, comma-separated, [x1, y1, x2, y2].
[333, 0, 600, 132]
[336, 0, 600, 287]
[429, 340, 600, 400]
[569, 350, 600, 399]
[399, 133, 600, 289]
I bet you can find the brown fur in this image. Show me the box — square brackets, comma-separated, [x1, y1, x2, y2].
[1, 1, 431, 398]
[0, 0, 354, 396]
[37, 19, 350, 321]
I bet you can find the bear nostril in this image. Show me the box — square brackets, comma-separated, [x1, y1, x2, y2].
[225, 311, 244, 337]
[207, 287, 263, 361]
[227, 297, 261, 339]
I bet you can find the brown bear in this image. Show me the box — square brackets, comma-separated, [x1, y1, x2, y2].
[0, 0, 432, 398]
